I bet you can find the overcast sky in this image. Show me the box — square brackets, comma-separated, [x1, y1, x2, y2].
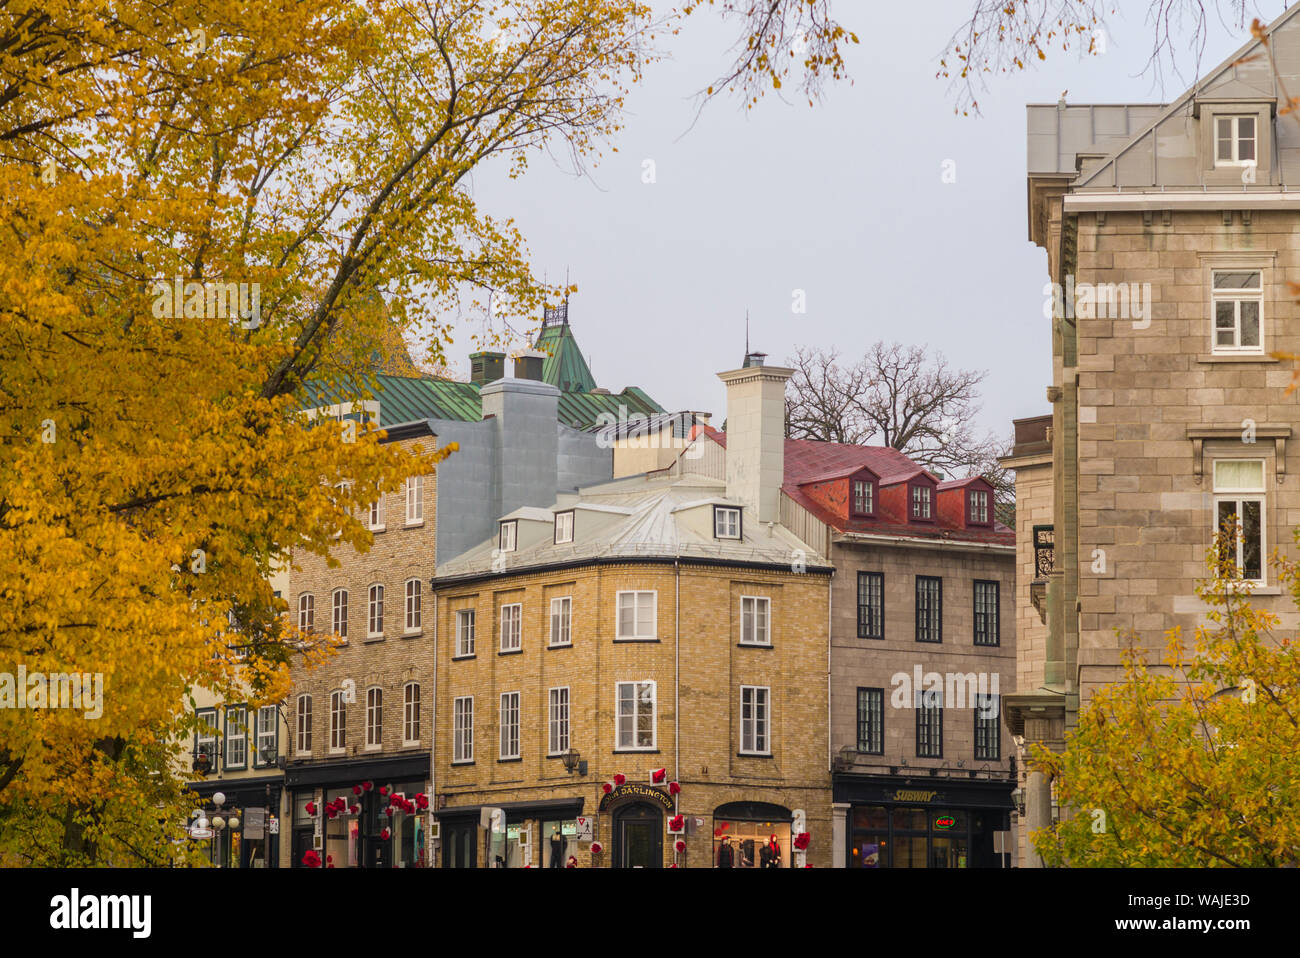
[444, 0, 1268, 443]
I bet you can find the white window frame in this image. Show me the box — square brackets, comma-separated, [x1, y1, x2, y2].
[456, 609, 476, 657]
[714, 506, 741, 539]
[499, 691, 521, 760]
[740, 685, 771, 755]
[615, 680, 657, 751]
[1214, 114, 1257, 167]
[1210, 269, 1264, 355]
[224, 705, 248, 770]
[367, 583, 384, 638]
[329, 690, 346, 754]
[331, 588, 348, 640]
[298, 593, 315, 632]
[365, 686, 382, 750]
[550, 596, 572, 647]
[1212, 458, 1267, 585]
[196, 707, 218, 769]
[615, 590, 657, 641]
[969, 489, 990, 524]
[405, 475, 424, 525]
[554, 510, 575, 544]
[739, 595, 771, 646]
[852, 478, 874, 516]
[404, 578, 422, 634]
[548, 686, 570, 756]
[295, 694, 312, 756]
[403, 682, 420, 746]
[499, 602, 522, 652]
[498, 520, 517, 552]
[911, 484, 933, 520]
[368, 495, 385, 531]
[453, 696, 474, 764]
[254, 704, 278, 767]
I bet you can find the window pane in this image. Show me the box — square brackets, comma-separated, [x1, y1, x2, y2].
[1217, 117, 1232, 157]
[1214, 460, 1264, 491]
[1239, 301, 1260, 346]
[1239, 116, 1255, 139]
[1242, 499, 1262, 580]
[1214, 271, 1260, 290]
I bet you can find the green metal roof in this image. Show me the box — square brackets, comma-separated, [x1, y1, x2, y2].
[556, 386, 663, 431]
[534, 320, 597, 393]
[303, 374, 663, 431]
[302, 374, 481, 426]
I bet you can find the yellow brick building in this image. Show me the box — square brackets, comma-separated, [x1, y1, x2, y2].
[430, 360, 835, 868]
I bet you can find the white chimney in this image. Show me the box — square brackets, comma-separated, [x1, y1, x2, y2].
[718, 363, 792, 523]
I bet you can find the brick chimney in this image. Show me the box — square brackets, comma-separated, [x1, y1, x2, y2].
[718, 363, 792, 523]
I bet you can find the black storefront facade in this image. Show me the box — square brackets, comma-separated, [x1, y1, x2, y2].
[186, 776, 283, 868]
[835, 773, 1014, 868]
[285, 754, 430, 868]
[437, 796, 587, 868]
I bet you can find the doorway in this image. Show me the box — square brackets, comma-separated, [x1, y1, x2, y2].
[613, 802, 663, 868]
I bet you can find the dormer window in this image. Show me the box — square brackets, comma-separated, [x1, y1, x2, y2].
[911, 485, 932, 520]
[714, 506, 742, 539]
[851, 479, 875, 517]
[554, 510, 574, 544]
[498, 520, 517, 553]
[1215, 115, 1256, 166]
[969, 489, 991, 525]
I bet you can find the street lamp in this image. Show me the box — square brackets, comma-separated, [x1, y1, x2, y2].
[560, 749, 586, 776]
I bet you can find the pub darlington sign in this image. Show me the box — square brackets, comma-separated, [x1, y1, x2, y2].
[598, 783, 675, 812]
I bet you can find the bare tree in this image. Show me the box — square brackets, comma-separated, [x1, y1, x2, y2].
[688, 0, 1260, 116]
[784, 343, 1013, 503]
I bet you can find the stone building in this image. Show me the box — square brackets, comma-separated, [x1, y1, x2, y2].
[1007, 5, 1300, 865]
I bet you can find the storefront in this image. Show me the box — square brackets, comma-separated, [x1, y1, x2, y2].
[835, 775, 1013, 868]
[712, 801, 792, 868]
[436, 797, 584, 868]
[185, 777, 282, 868]
[285, 754, 429, 868]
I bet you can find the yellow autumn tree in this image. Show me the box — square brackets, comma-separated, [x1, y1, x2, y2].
[0, 0, 651, 865]
[1028, 534, 1300, 867]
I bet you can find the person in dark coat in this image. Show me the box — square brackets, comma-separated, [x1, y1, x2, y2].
[763, 834, 781, 868]
[717, 837, 735, 868]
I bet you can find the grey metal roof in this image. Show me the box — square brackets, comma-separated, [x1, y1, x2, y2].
[434, 474, 830, 580]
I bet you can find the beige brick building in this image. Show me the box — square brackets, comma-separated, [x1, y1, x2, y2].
[1008, 5, 1300, 865]
[430, 360, 835, 868]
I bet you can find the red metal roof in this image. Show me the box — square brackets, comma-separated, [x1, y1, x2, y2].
[701, 430, 1012, 545]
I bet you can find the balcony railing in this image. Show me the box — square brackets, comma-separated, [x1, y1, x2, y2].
[1032, 524, 1054, 579]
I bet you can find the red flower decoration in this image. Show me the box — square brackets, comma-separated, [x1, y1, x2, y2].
[363, 781, 374, 792]
[602, 782, 613, 795]
[386, 807, 395, 818]
[669, 863, 678, 868]
[327, 809, 338, 819]
[349, 804, 359, 815]
[613, 773, 626, 787]
[302, 849, 321, 868]
[326, 855, 333, 864]
[590, 842, 602, 855]
[305, 801, 317, 816]
[668, 814, 685, 832]
[565, 856, 577, 868]
[650, 768, 666, 784]
[352, 784, 363, 796]
[380, 827, 391, 840]
[668, 781, 681, 795]
[328, 864, 335, 868]
[674, 839, 686, 853]
[415, 793, 429, 809]
[804, 864, 813, 868]
[379, 786, 389, 797]
[793, 832, 811, 851]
